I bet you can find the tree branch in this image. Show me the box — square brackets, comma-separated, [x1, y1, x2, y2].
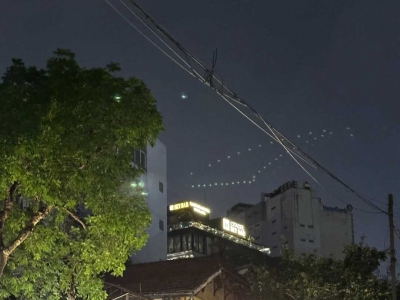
[4, 204, 53, 256]
[0, 203, 52, 278]
[0, 181, 19, 249]
[64, 209, 87, 230]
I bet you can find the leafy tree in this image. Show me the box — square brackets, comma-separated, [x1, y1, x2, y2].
[248, 239, 391, 300]
[0, 49, 164, 299]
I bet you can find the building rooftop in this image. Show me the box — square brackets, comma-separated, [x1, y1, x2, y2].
[105, 256, 247, 297]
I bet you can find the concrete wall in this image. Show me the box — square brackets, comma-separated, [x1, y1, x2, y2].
[226, 181, 354, 259]
[131, 140, 167, 263]
[319, 209, 353, 259]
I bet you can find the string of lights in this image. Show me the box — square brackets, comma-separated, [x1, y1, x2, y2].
[104, 0, 387, 215]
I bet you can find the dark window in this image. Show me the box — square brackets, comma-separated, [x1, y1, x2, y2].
[273, 245, 278, 249]
[168, 237, 174, 253]
[284, 226, 288, 230]
[182, 234, 187, 251]
[159, 219, 164, 231]
[300, 224, 305, 227]
[173, 236, 181, 252]
[159, 181, 164, 193]
[271, 206, 276, 211]
[133, 148, 147, 171]
[272, 231, 277, 235]
[308, 225, 314, 228]
[300, 238, 306, 242]
[187, 234, 192, 250]
[309, 239, 314, 243]
[272, 220, 276, 224]
[140, 150, 146, 170]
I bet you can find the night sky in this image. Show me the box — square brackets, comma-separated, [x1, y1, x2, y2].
[2, 1, 400, 255]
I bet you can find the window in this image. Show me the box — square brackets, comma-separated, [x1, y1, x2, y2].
[309, 239, 314, 243]
[159, 219, 164, 231]
[187, 234, 192, 250]
[272, 231, 277, 235]
[182, 234, 187, 251]
[159, 181, 164, 193]
[173, 236, 181, 252]
[308, 225, 314, 228]
[168, 237, 174, 253]
[284, 226, 288, 230]
[272, 220, 276, 224]
[133, 148, 147, 171]
[300, 224, 305, 227]
[273, 245, 278, 249]
[300, 238, 306, 242]
[271, 206, 276, 211]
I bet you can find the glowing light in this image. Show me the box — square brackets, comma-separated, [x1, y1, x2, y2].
[309, 132, 312, 135]
[237, 181, 240, 184]
[209, 184, 212, 187]
[191, 185, 194, 188]
[268, 162, 271, 165]
[113, 94, 121, 102]
[237, 152, 240, 154]
[139, 182, 144, 187]
[346, 127, 351, 130]
[306, 141, 309, 143]
[130, 182, 137, 188]
[280, 154, 283, 157]
[275, 158, 278, 160]
[249, 181, 251, 184]
[181, 94, 187, 99]
[203, 184, 206, 187]
[258, 170, 261, 173]
[198, 185, 200, 187]
[330, 132, 333, 135]
[248, 148, 251, 151]
[190, 172, 193, 175]
[350, 134, 354, 137]
[232, 182, 235, 185]
[263, 166, 266, 169]
[270, 141, 273, 144]
[259, 145, 262, 147]
[323, 129, 326, 132]
[243, 181, 246, 184]
[223, 218, 245, 237]
[141, 192, 148, 196]
[215, 183, 218, 185]
[193, 207, 206, 215]
[227, 156, 230, 159]
[208, 164, 212, 167]
[253, 175, 256, 178]
[226, 183, 229, 185]
[314, 137, 317, 140]
[321, 135, 324, 137]
[297, 135, 300, 138]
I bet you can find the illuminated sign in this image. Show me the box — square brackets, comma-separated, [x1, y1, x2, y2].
[223, 218, 245, 237]
[169, 202, 189, 211]
[169, 201, 210, 215]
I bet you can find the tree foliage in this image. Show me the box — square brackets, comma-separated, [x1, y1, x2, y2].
[248, 240, 391, 300]
[0, 49, 164, 299]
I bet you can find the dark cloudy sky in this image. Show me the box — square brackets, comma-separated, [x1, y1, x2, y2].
[1, 0, 400, 255]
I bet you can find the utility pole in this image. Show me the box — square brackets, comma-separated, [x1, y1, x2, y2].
[389, 193, 397, 300]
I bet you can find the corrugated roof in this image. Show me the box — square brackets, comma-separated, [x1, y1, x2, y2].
[105, 256, 244, 296]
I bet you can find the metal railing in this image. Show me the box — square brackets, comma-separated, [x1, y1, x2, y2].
[168, 222, 271, 254]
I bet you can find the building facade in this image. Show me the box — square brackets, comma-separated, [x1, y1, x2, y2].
[131, 139, 167, 264]
[227, 181, 354, 259]
[166, 201, 274, 269]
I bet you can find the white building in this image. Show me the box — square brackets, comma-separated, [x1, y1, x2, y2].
[227, 181, 354, 259]
[130, 139, 167, 263]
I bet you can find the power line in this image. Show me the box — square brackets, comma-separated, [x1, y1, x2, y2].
[104, 0, 387, 215]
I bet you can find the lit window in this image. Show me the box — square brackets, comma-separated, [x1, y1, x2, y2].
[159, 181, 164, 193]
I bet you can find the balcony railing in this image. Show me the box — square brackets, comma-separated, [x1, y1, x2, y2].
[168, 221, 271, 254]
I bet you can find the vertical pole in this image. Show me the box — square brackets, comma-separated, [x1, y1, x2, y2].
[389, 194, 396, 300]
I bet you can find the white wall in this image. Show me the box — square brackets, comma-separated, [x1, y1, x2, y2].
[131, 140, 167, 263]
